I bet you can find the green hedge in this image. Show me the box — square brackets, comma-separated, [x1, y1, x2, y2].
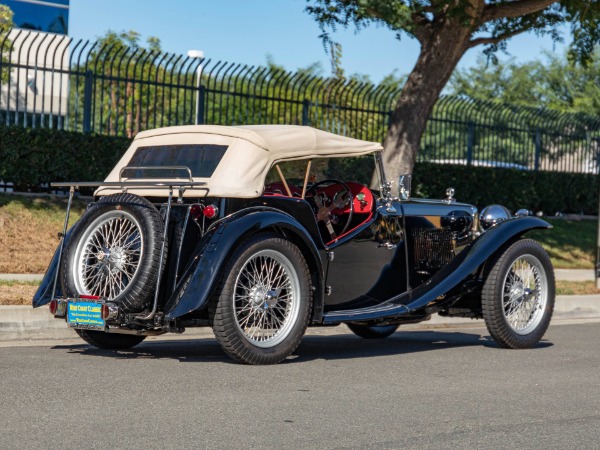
[413, 163, 599, 215]
[0, 125, 597, 214]
[0, 125, 131, 191]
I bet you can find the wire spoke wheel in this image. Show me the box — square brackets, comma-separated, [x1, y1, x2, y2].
[63, 193, 165, 319]
[73, 210, 144, 299]
[233, 249, 300, 348]
[212, 235, 312, 365]
[502, 255, 548, 335]
[482, 239, 555, 349]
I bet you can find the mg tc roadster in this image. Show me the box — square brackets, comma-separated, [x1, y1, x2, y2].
[34, 125, 555, 364]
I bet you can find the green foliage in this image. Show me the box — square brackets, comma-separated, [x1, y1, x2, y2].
[0, 4, 14, 83]
[70, 30, 164, 137]
[306, 0, 600, 64]
[0, 125, 131, 191]
[450, 50, 600, 117]
[413, 162, 599, 214]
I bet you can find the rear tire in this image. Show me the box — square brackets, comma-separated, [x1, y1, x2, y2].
[347, 323, 399, 339]
[481, 239, 555, 349]
[212, 234, 312, 365]
[75, 329, 146, 350]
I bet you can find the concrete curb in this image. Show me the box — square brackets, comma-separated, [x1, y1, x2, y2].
[1, 269, 594, 283]
[1, 295, 599, 345]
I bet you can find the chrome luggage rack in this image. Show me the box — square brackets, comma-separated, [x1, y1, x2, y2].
[50, 166, 208, 323]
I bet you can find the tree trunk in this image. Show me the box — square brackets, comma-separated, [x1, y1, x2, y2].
[382, 20, 473, 194]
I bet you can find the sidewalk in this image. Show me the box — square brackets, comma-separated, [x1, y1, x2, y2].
[1, 269, 596, 282]
[1, 295, 599, 345]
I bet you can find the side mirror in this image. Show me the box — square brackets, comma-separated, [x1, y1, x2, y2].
[399, 175, 411, 201]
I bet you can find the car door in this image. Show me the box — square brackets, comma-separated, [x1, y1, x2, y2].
[324, 199, 408, 306]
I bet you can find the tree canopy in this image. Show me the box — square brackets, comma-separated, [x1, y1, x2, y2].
[0, 4, 14, 83]
[450, 50, 600, 116]
[306, 0, 600, 188]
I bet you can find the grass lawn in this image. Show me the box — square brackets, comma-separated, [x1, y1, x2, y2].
[0, 193, 87, 274]
[526, 218, 596, 270]
[0, 280, 40, 305]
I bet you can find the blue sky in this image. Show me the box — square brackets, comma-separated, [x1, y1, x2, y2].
[68, 0, 568, 84]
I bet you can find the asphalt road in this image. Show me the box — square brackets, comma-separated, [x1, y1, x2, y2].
[0, 322, 599, 449]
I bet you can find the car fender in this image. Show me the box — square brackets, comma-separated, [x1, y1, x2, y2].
[323, 216, 551, 324]
[405, 216, 552, 312]
[32, 227, 76, 308]
[164, 207, 324, 320]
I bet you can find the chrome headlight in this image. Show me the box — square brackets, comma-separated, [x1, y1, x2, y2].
[479, 205, 511, 230]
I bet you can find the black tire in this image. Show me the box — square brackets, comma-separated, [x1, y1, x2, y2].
[61, 193, 166, 313]
[347, 323, 400, 339]
[75, 329, 146, 350]
[481, 238, 555, 349]
[212, 234, 312, 365]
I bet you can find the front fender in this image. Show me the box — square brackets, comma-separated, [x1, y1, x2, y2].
[323, 216, 551, 324]
[164, 207, 324, 320]
[405, 216, 551, 312]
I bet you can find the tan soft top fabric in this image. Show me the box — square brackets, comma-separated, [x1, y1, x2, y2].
[98, 125, 382, 198]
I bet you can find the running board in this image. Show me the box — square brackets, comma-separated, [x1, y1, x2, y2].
[322, 298, 410, 324]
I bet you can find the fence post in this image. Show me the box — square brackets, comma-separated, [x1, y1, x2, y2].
[301, 99, 311, 126]
[466, 121, 475, 166]
[534, 129, 541, 171]
[197, 85, 205, 125]
[82, 70, 93, 134]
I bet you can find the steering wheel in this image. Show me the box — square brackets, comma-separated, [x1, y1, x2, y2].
[306, 179, 354, 241]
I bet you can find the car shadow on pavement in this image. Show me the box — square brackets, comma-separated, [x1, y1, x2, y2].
[53, 329, 553, 364]
[296, 331, 553, 362]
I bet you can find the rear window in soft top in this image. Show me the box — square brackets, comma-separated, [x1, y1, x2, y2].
[123, 144, 228, 179]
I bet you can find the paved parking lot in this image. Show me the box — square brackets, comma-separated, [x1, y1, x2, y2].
[0, 321, 598, 449]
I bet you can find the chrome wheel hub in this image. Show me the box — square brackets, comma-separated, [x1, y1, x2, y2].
[502, 254, 548, 335]
[73, 210, 143, 300]
[233, 249, 300, 348]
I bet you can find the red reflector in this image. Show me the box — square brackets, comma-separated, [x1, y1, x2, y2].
[190, 204, 203, 219]
[101, 304, 109, 320]
[49, 299, 58, 315]
[203, 204, 218, 219]
[79, 295, 100, 300]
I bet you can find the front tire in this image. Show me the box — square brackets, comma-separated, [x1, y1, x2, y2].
[75, 329, 146, 350]
[482, 239, 555, 349]
[212, 234, 312, 365]
[347, 323, 399, 339]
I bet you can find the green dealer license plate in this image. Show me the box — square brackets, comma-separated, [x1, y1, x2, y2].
[67, 301, 105, 329]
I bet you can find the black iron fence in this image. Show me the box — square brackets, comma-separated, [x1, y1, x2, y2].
[1, 29, 600, 174]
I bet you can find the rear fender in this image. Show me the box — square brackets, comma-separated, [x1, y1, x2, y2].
[32, 227, 76, 307]
[164, 207, 324, 320]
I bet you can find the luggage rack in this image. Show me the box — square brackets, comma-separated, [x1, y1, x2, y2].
[50, 166, 208, 322]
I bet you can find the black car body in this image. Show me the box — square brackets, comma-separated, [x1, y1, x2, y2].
[34, 125, 555, 364]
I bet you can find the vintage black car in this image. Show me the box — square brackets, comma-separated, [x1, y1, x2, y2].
[34, 125, 555, 364]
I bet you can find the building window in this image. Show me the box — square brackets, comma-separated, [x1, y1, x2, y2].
[4, 0, 69, 35]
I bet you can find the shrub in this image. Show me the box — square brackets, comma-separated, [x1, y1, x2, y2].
[0, 126, 131, 191]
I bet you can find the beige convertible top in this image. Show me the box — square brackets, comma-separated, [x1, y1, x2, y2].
[98, 125, 382, 198]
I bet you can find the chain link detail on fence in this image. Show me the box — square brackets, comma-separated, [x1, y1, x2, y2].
[1, 30, 600, 174]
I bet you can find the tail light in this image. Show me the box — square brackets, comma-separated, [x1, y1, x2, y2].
[203, 204, 219, 219]
[49, 299, 67, 317]
[190, 204, 203, 220]
[101, 303, 119, 321]
[79, 295, 101, 300]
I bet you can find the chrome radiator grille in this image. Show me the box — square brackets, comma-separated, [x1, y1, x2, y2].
[411, 228, 455, 271]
